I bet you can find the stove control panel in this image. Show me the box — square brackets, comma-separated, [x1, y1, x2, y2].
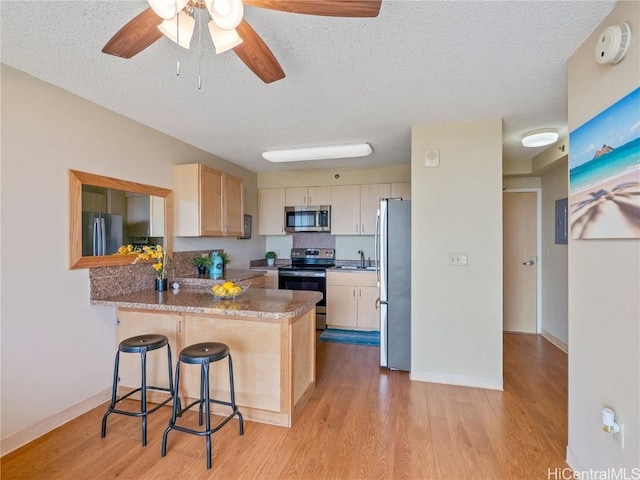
[291, 248, 335, 259]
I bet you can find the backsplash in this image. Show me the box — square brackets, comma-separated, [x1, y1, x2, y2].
[292, 232, 335, 249]
[89, 250, 222, 300]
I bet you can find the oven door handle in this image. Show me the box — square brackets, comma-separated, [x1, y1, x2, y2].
[278, 270, 327, 278]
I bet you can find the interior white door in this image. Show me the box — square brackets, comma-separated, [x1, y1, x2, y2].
[503, 192, 537, 333]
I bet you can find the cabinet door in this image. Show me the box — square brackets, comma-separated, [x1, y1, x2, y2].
[391, 182, 411, 200]
[149, 196, 165, 237]
[264, 270, 278, 289]
[126, 195, 151, 237]
[258, 188, 286, 235]
[308, 186, 332, 206]
[357, 286, 380, 331]
[223, 174, 243, 236]
[326, 285, 358, 328]
[360, 184, 390, 235]
[116, 310, 182, 400]
[285, 187, 308, 206]
[331, 185, 361, 235]
[201, 166, 224, 236]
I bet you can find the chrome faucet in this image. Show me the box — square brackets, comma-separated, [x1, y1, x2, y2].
[358, 250, 365, 268]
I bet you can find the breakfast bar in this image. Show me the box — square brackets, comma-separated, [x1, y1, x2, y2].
[93, 288, 322, 428]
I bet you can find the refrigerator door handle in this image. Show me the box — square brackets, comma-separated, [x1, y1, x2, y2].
[375, 209, 380, 285]
[92, 217, 100, 256]
[100, 217, 106, 256]
[380, 302, 388, 367]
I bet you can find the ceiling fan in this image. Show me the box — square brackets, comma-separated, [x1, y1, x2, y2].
[102, 0, 382, 84]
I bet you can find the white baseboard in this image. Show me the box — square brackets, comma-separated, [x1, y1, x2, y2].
[542, 329, 568, 354]
[566, 445, 585, 472]
[1, 389, 111, 457]
[410, 371, 503, 391]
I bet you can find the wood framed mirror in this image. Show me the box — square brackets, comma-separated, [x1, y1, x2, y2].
[69, 170, 173, 269]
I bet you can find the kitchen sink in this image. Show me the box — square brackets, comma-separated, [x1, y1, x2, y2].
[334, 265, 377, 271]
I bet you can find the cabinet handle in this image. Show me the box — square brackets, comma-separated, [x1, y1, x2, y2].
[355, 224, 359, 233]
[353, 289, 356, 297]
[359, 289, 362, 297]
[308, 196, 311, 205]
[361, 224, 364, 233]
[177, 320, 182, 334]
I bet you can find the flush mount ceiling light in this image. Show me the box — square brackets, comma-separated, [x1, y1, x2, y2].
[521, 129, 559, 148]
[263, 144, 373, 163]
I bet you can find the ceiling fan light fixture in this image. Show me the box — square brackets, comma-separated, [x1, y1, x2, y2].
[158, 11, 195, 49]
[262, 143, 373, 163]
[522, 128, 559, 147]
[147, 0, 189, 20]
[205, 0, 244, 30]
[208, 21, 243, 53]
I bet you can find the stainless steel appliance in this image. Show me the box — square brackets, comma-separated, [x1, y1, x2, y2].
[82, 212, 123, 256]
[284, 206, 331, 233]
[376, 199, 411, 371]
[278, 248, 335, 329]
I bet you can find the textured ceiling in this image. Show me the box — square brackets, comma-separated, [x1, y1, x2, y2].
[0, 1, 616, 173]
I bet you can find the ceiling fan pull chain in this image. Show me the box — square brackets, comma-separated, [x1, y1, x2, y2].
[197, 3, 203, 89]
[176, 2, 181, 76]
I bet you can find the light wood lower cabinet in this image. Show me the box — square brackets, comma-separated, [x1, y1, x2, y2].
[115, 306, 315, 428]
[326, 272, 379, 331]
[116, 309, 183, 403]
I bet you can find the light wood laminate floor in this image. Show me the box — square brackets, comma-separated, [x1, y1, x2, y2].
[1, 333, 568, 479]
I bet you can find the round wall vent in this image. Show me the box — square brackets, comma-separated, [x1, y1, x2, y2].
[595, 22, 633, 65]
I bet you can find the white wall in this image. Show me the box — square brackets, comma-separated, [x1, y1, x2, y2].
[541, 160, 568, 346]
[566, 1, 640, 470]
[410, 119, 503, 389]
[0, 65, 261, 453]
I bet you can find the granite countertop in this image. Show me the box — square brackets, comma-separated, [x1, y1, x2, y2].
[91, 288, 323, 320]
[176, 269, 266, 287]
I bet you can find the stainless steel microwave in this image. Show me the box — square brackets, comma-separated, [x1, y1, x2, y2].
[284, 206, 331, 233]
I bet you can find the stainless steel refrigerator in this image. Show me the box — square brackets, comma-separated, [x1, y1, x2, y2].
[376, 199, 411, 371]
[82, 212, 123, 256]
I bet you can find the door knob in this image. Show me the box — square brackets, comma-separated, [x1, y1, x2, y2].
[522, 260, 534, 266]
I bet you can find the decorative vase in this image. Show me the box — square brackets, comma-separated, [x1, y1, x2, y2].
[197, 266, 207, 275]
[267, 258, 275, 266]
[155, 278, 168, 291]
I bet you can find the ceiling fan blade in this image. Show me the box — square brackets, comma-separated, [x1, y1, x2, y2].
[102, 8, 164, 58]
[243, 0, 382, 17]
[233, 20, 285, 84]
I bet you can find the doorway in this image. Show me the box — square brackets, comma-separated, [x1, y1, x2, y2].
[503, 189, 541, 333]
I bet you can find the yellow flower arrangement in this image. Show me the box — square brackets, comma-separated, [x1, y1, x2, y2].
[116, 244, 168, 279]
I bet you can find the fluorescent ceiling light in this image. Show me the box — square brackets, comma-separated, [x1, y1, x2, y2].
[522, 129, 559, 147]
[263, 143, 372, 163]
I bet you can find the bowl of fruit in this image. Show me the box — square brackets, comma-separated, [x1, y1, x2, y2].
[210, 280, 249, 300]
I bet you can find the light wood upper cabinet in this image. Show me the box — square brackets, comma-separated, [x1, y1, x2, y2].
[173, 163, 243, 237]
[391, 182, 411, 200]
[223, 173, 244, 236]
[331, 185, 361, 234]
[331, 183, 390, 235]
[258, 188, 285, 235]
[360, 183, 390, 235]
[285, 186, 332, 207]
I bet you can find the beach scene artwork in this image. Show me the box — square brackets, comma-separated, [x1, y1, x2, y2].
[569, 87, 640, 240]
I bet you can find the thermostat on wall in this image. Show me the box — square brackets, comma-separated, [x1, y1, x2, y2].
[424, 149, 440, 167]
[595, 22, 633, 65]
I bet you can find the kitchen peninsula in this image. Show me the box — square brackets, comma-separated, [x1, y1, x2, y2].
[93, 288, 322, 428]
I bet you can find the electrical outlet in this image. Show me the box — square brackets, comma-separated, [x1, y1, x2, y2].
[448, 253, 468, 266]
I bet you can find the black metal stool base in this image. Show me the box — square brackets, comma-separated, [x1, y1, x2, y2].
[161, 342, 244, 470]
[101, 334, 175, 447]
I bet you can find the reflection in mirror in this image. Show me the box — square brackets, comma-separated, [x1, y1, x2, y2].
[69, 170, 173, 269]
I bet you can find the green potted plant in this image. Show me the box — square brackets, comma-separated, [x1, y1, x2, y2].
[265, 251, 277, 267]
[193, 254, 212, 275]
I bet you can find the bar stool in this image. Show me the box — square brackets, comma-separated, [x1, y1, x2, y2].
[101, 334, 175, 446]
[161, 342, 244, 470]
